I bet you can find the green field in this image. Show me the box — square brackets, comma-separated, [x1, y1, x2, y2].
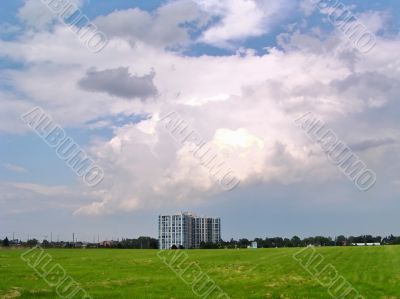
[0, 246, 399, 298]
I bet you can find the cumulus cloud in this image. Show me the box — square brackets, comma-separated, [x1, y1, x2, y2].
[331, 72, 400, 109]
[299, 0, 317, 16]
[0, 23, 21, 35]
[94, 0, 295, 50]
[18, 0, 84, 30]
[78, 67, 158, 100]
[196, 0, 295, 47]
[1, 1, 400, 216]
[18, 0, 56, 30]
[95, 0, 207, 49]
[350, 138, 395, 152]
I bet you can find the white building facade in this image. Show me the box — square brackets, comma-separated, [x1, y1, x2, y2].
[158, 212, 221, 249]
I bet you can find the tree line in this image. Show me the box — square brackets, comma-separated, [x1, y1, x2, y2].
[0, 236, 159, 249]
[201, 235, 398, 249]
[2, 234, 400, 249]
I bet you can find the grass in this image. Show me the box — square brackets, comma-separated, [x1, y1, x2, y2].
[0, 246, 399, 298]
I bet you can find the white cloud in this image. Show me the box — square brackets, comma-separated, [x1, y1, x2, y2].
[299, 0, 317, 16]
[18, 0, 84, 30]
[0, 23, 21, 35]
[0, 2, 399, 215]
[3, 164, 29, 174]
[0, 181, 99, 215]
[18, 0, 56, 30]
[95, 0, 207, 49]
[11, 182, 72, 196]
[196, 0, 295, 47]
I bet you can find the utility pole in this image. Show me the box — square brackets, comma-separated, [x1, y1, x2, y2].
[51, 232, 52, 243]
[73, 233, 75, 244]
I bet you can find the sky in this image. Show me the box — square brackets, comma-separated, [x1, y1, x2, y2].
[1, 0, 400, 242]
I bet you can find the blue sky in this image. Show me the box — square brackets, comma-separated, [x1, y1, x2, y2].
[1, 0, 400, 242]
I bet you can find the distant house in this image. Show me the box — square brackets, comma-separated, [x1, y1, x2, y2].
[352, 243, 381, 246]
[74, 242, 84, 248]
[100, 241, 113, 247]
[248, 241, 257, 249]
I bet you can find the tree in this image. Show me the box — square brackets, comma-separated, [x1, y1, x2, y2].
[171, 245, 178, 250]
[271, 237, 284, 248]
[238, 238, 250, 248]
[374, 236, 382, 243]
[291, 236, 301, 247]
[200, 242, 219, 249]
[335, 235, 347, 246]
[254, 238, 263, 248]
[365, 235, 374, 243]
[2, 237, 9, 247]
[27, 239, 38, 247]
[283, 238, 292, 247]
[263, 238, 273, 248]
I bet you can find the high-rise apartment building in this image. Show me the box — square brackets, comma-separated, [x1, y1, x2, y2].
[158, 212, 221, 249]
